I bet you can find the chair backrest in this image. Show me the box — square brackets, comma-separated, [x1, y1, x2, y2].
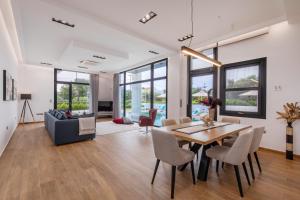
[221, 116, 241, 124]
[151, 128, 182, 164]
[249, 127, 265, 153]
[224, 129, 253, 165]
[162, 119, 177, 127]
[179, 117, 192, 124]
[149, 109, 157, 123]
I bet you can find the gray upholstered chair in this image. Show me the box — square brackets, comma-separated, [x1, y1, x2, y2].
[247, 127, 265, 180]
[206, 129, 254, 197]
[179, 117, 192, 124]
[151, 128, 195, 199]
[161, 119, 191, 148]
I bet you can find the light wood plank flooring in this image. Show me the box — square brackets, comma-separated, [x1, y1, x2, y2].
[0, 123, 300, 200]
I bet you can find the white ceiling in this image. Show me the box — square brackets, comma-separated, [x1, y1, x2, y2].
[12, 0, 287, 73]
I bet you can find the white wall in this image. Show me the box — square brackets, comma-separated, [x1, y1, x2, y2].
[0, 10, 19, 156]
[18, 65, 54, 122]
[98, 73, 113, 101]
[218, 21, 300, 155]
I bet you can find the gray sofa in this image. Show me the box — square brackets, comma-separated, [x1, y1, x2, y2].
[44, 112, 96, 145]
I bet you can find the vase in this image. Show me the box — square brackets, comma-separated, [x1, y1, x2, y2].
[286, 122, 293, 160]
[208, 108, 215, 126]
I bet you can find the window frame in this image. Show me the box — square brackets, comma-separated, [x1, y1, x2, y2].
[119, 58, 168, 126]
[54, 69, 90, 111]
[220, 57, 267, 119]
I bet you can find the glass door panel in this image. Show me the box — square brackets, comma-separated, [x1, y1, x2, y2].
[191, 74, 213, 121]
[57, 83, 70, 110]
[71, 84, 90, 114]
[125, 82, 151, 121]
[153, 79, 167, 126]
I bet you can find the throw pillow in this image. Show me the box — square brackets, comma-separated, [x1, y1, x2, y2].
[123, 117, 133, 124]
[113, 118, 124, 124]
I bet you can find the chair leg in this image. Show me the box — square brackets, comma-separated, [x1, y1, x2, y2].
[190, 161, 196, 184]
[247, 154, 255, 180]
[234, 165, 244, 197]
[171, 166, 176, 199]
[146, 126, 149, 133]
[151, 159, 160, 184]
[216, 160, 219, 175]
[242, 162, 251, 186]
[222, 162, 224, 169]
[254, 152, 262, 173]
[188, 142, 192, 149]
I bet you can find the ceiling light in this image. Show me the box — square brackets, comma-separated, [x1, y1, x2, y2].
[178, 34, 194, 42]
[148, 50, 159, 55]
[78, 66, 88, 69]
[40, 62, 53, 66]
[139, 11, 157, 24]
[52, 18, 75, 28]
[181, 46, 222, 67]
[93, 55, 106, 59]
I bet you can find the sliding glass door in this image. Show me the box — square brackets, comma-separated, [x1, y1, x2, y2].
[188, 49, 218, 121]
[119, 59, 167, 126]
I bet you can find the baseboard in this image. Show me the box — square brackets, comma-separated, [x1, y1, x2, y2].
[18, 120, 44, 125]
[259, 147, 300, 158]
[0, 123, 18, 157]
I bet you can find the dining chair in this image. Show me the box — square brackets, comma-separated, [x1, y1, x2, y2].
[162, 119, 191, 148]
[247, 127, 265, 180]
[219, 116, 241, 169]
[179, 117, 192, 124]
[151, 128, 196, 199]
[206, 129, 254, 197]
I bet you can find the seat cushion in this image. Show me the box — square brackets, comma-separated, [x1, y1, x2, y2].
[175, 149, 195, 166]
[206, 146, 230, 161]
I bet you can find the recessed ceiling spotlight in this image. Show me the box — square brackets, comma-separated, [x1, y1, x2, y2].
[40, 62, 53, 66]
[52, 18, 75, 28]
[93, 55, 106, 59]
[178, 34, 194, 42]
[77, 66, 88, 69]
[139, 11, 157, 24]
[148, 50, 159, 55]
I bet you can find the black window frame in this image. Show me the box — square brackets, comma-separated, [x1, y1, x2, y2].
[220, 57, 267, 119]
[119, 58, 168, 126]
[54, 68, 90, 111]
[187, 48, 218, 118]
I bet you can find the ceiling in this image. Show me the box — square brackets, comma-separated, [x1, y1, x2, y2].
[11, 0, 287, 73]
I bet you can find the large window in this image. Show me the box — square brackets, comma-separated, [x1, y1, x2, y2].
[119, 59, 167, 126]
[54, 69, 91, 114]
[188, 48, 218, 121]
[220, 58, 266, 119]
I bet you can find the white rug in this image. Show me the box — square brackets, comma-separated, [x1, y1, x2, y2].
[96, 121, 140, 136]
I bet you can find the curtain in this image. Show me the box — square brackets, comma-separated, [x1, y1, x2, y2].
[89, 74, 99, 116]
[112, 73, 119, 118]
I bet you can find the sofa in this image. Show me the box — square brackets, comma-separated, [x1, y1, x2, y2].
[44, 111, 96, 145]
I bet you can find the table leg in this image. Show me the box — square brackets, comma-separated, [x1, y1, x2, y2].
[197, 144, 212, 181]
[178, 143, 202, 171]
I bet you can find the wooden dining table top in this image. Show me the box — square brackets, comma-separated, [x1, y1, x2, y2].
[157, 121, 252, 145]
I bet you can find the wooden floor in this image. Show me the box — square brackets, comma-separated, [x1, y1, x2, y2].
[0, 123, 300, 200]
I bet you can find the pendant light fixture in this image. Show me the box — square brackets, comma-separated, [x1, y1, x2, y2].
[180, 0, 222, 67]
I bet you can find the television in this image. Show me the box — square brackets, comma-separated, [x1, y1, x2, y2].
[98, 101, 113, 112]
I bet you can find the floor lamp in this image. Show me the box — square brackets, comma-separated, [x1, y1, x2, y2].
[19, 94, 35, 124]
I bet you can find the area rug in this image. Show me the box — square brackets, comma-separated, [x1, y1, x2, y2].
[96, 121, 140, 136]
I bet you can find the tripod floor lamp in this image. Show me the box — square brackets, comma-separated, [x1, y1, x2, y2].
[19, 94, 35, 124]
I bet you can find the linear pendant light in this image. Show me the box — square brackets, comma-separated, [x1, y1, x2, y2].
[181, 46, 222, 67]
[180, 0, 222, 67]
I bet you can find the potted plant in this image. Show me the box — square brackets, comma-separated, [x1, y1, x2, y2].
[277, 102, 300, 160]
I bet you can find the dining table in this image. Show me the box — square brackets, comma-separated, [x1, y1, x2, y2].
[157, 121, 252, 181]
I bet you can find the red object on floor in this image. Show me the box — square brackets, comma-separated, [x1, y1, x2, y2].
[113, 118, 124, 124]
